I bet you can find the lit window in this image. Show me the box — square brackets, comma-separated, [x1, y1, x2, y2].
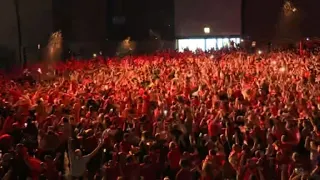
[235, 38, 240, 44]
[217, 38, 223, 49]
[178, 39, 205, 52]
[205, 39, 217, 51]
[223, 38, 229, 47]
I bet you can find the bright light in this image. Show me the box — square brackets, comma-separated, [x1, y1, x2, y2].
[252, 41, 256, 47]
[204, 27, 210, 34]
[163, 110, 168, 116]
[37, 68, 42, 74]
[258, 50, 262, 55]
[240, 39, 244, 42]
[279, 67, 286, 72]
[306, 38, 310, 41]
[37, 44, 41, 50]
[283, 1, 296, 15]
[93, 53, 97, 58]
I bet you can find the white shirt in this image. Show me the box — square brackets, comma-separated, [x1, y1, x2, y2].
[69, 153, 91, 177]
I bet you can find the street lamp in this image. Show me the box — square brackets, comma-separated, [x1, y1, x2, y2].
[204, 27, 210, 34]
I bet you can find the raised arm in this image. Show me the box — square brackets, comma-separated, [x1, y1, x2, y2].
[84, 141, 103, 159]
[54, 153, 61, 164]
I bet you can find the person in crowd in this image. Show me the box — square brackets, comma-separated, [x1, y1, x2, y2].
[68, 136, 103, 179]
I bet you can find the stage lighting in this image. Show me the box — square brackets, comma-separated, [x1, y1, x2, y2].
[258, 50, 262, 54]
[93, 53, 97, 58]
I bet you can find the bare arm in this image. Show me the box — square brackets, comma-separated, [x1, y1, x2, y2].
[54, 153, 61, 164]
[83, 141, 103, 159]
[258, 169, 265, 180]
[289, 174, 301, 180]
[311, 166, 320, 176]
[23, 156, 35, 170]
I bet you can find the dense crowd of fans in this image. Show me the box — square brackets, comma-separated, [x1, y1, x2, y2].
[0, 49, 320, 180]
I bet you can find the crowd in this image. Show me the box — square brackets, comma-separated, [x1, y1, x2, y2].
[0, 49, 320, 180]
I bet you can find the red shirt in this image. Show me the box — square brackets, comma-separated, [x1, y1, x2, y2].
[201, 176, 213, 180]
[208, 121, 221, 137]
[1, 117, 14, 134]
[287, 128, 300, 145]
[279, 142, 293, 154]
[243, 166, 258, 180]
[44, 161, 59, 180]
[0, 134, 13, 151]
[140, 163, 156, 180]
[104, 164, 120, 180]
[28, 157, 42, 180]
[120, 141, 131, 154]
[167, 149, 181, 170]
[124, 163, 140, 180]
[176, 168, 193, 180]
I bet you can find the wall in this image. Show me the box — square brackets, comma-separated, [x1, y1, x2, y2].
[0, 0, 53, 69]
[174, 0, 242, 37]
[57, 0, 107, 42]
[243, 0, 320, 43]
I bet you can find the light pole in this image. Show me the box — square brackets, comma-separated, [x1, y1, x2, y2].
[13, 0, 23, 68]
[204, 27, 210, 51]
